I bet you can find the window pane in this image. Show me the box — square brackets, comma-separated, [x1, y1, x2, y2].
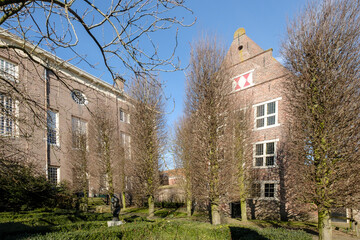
[266, 156, 275, 166]
[266, 142, 275, 154]
[0, 116, 4, 135]
[257, 105, 265, 117]
[0, 58, 17, 80]
[72, 117, 87, 148]
[256, 118, 264, 128]
[48, 129, 57, 144]
[267, 116, 275, 126]
[264, 184, 275, 198]
[6, 118, 12, 134]
[48, 167, 58, 185]
[0, 94, 14, 136]
[255, 157, 263, 166]
[120, 109, 124, 121]
[255, 144, 263, 155]
[267, 102, 276, 114]
[72, 117, 78, 131]
[80, 121, 86, 134]
[47, 110, 58, 144]
[47, 110, 56, 129]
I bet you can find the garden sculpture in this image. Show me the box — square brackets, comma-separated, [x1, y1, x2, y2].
[111, 195, 121, 221]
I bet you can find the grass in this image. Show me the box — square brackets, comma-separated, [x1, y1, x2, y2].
[0, 207, 313, 240]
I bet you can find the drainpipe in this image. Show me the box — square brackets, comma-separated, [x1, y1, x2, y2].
[45, 67, 50, 179]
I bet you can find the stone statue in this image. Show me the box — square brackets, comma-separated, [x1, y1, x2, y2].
[111, 194, 121, 221]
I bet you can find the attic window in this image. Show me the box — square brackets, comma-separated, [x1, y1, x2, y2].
[71, 90, 87, 105]
[238, 45, 243, 51]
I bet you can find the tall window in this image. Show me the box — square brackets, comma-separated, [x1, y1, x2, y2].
[254, 99, 280, 129]
[254, 140, 277, 167]
[120, 109, 130, 123]
[0, 93, 15, 136]
[48, 166, 59, 185]
[120, 109, 125, 122]
[72, 117, 87, 149]
[0, 58, 17, 81]
[47, 110, 58, 145]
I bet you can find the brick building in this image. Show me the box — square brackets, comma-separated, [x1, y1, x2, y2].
[224, 28, 290, 220]
[0, 29, 132, 196]
[224, 28, 360, 224]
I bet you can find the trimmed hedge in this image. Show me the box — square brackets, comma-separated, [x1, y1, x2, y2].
[1, 209, 312, 240]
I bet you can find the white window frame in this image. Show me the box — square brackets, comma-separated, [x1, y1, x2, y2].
[0, 93, 18, 136]
[120, 108, 130, 124]
[251, 181, 278, 200]
[47, 109, 59, 146]
[253, 139, 279, 168]
[0, 57, 18, 82]
[253, 97, 281, 130]
[48, 166, 60, 185]
[127, 113, 130, 124]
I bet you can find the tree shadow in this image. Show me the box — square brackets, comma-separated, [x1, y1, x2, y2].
[252, 221, 318, 237]
[0, 222, 53, 240]
[154, 206, 181, 218]
[229, 227, 269, 240]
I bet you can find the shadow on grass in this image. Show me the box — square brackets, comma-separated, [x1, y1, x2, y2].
[0, 222, 53, 240]
[154, 207, 181, 218]
[123, 214, 154, 223]
[252, 221, 318, 237]
[229, 227, 269, 240]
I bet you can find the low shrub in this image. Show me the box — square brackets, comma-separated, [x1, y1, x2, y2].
[0, 162, 74, 211]
[0, 209, 312, 240]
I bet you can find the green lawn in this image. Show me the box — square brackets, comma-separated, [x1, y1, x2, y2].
[0, 207, 312, 240]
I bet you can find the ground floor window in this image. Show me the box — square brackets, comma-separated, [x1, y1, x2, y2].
[264, 183, 275, 198]
[251, 181, 277, 199]
[48, 166, 59, 185]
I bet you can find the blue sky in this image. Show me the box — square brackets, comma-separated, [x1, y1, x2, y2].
[159, 0, 307, 130]
[14, 0, 307, 169]
[24, 0, 306, 131]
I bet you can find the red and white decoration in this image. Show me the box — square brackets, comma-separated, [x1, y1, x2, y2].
[232, 70, 254, 92]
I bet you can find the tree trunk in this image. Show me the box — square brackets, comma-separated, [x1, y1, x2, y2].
[240, 198, 247, 221]
[82, 183, 88, 212]
[318, 209, 332, 240]
[211, 203, 221, 225]
[121, 192, 126, 210]
[187, 198, 192, 217]
[148, 195, 154, 218]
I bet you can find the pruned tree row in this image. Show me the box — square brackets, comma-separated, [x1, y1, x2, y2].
[282, 0, 360, 239]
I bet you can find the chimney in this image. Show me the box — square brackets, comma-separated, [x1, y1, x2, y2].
[114, 76, 125, 90]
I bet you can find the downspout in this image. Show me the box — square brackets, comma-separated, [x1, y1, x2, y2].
[45, 67, 50, 179]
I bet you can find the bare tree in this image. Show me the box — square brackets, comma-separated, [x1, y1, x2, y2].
[0, 0, 194, 82]
[228, 105, 253, 222]
[69, 118, 90, 211]
[129, 77, 166, 218]
[91, 106, 123, 199]
[184, 35, 232, 225]
[173, 116, 195, 217]
[282, 0, 360, 239]
[0, 1, 194, 185]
